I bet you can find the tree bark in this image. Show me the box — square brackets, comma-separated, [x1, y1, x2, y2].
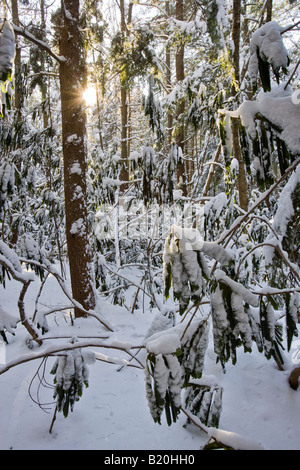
[231, 0, 249, 211]
[175, 0, 187, 197]
[40, 0, 49, 129]
[9, 0, 22, 247]
[165, 2, 173, 147]
[120, 86, 129, 190]
[119, 0, 130, 192]
[266, 0, 272, 22]
[59, 0, 95, 316]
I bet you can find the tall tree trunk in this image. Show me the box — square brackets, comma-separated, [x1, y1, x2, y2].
[175, 0, 187, 197]
[165, 1, 173, 147]
[231, 0, 249, 211]
[119, 0, 130, 192]
[9, 0, 21, 247]
[120, 86, 129, 190]
[39, 0, 64, 277]
[266, 0, 272, 22]
[59, 0, 96, 316]
[40, 0, 49, 129]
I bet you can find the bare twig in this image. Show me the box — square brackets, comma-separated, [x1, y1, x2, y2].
[280, 20, 300, 35]
[284, 59, 300, 90]
[49, 406, 57, 434]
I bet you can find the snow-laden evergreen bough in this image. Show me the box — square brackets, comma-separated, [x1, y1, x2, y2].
[248, 21, 289, 92]
[144, 182, 300, 446]
[220, 21, 300, 184]
[51, 340, 95, 418]
[144, 227, 230, 429]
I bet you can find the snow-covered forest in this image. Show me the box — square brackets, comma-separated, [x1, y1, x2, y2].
[0, 0, 300, 451]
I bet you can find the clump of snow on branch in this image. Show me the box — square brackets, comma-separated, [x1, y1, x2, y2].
[249, 21, 289, 88]
[224, 84, 300, 155]
[269, 163, 300, 239]
[211, 269, 260, 366]
[0, 21, 15, 80]
[0, 20, 15, 113]
[144, 314, 210, 425]
[163, 226, 207, 314]
[0, 240, 22, 273]
[51, 342, 95, 418]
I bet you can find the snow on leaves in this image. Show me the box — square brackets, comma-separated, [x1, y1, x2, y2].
[51, 340, 95, 418]
[211, 269, 259, 367]
[0, 162, 14, 212]
[163, 226, 208, 315]
[180, 318, 209, 386]
[144, 313, 209, 426]
[145, 350, 182, 426]
[160, 202, 300, 393]
[218, 20, 299, 193]
[0, 20, 15, 114]
[249, 21, 289, 92]
[226, 85, 300, 158]
[184, 382, 223, 429]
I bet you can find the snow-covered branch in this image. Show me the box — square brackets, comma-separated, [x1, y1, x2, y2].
[0, 245, 41, 346]
[19, 258, 114, 332]
[236, 241, 300, 283]
[0, 338, 141, 376]
[181, 407, 264, 450]
[280, 20, 300, 34]
[12, 24, 65, 64]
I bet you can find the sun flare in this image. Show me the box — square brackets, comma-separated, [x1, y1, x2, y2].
[83, 86, 97, 106]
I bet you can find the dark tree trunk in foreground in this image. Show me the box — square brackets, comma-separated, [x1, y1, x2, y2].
[59, 0, 96, 316]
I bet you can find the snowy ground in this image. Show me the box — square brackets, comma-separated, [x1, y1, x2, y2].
[1, 269, 300, 451]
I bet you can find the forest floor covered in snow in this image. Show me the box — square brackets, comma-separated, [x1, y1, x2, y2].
[1, 266, 300, 451]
